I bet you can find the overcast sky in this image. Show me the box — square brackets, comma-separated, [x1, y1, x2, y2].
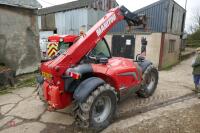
[37, 0, 200, 32]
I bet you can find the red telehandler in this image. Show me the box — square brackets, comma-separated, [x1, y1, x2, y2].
[37, 6, 158, 130]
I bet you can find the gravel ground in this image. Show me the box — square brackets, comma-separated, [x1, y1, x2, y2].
[103, 98, 200, 133]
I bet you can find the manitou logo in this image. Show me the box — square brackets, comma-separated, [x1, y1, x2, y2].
[96, 14, 116, 36]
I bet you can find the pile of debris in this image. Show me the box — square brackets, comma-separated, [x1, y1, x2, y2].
[0, 65, 15, 89]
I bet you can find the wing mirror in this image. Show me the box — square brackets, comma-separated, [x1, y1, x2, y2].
[138, 56, 145, 61]
[136, 54, 145, 62]
[99, 57, 108, 64]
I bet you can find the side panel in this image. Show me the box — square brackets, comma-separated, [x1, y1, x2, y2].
[107, 58, 142, 90]
[91, 57, 142, 91]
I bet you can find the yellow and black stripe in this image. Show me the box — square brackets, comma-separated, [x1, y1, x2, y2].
[47, 42, 58, 57]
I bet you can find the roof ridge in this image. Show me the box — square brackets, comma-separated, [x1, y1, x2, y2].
[0, 0, 42, 9]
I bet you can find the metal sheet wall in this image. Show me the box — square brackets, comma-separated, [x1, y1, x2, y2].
[109, 0, 169, 33]
[38, 16, 41, 30]
[87, 8, 105, 30]
[41, 13, 56, 30]
[55, 8, 106, 34]
[55, 8, 88, 35]
[134, 0, 169, 33]
[167, 0, 186, 35]
[109, 20, 127, 33]
[109, 0, 186, 35]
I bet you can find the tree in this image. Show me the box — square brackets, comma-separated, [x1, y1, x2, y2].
[189, 9, 200, 33]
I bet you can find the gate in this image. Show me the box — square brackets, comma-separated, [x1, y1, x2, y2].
[111, 35, 135, 59]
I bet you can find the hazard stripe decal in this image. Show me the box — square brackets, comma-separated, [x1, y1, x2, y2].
[48, 48, 57, 55]
[47, 42, 58, 57]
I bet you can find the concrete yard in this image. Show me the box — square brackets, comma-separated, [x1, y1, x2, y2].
[0, 56, 198, 133]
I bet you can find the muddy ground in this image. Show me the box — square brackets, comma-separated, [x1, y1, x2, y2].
[0, 56, 199, 133]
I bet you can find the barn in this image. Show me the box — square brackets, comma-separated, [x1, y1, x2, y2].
[38, 0, 186, 69]
[109, 0, 186, 69]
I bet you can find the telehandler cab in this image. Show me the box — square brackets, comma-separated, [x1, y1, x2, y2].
[37, 6, 158, 130]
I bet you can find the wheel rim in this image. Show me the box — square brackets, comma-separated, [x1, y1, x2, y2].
[92, 96, 112, 123]
[145, 71, 156, 91]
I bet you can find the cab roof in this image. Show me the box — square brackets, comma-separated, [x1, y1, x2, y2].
[48, 35, 78, 43]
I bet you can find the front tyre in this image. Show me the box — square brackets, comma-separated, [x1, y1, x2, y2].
[137, 65, 158, 98]
[75, 84, 117, 131]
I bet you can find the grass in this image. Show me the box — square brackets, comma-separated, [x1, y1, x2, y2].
[17, 76, 36, 88]
[162, 61, 180, 71]
[162, 65, 173, 71]
[0, 73, 37, 95]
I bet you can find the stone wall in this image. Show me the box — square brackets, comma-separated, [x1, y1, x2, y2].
[106, 33, 181, 69]
[0, 5, 40, 75]
[135, 33, 162, 68]
[106, 33, 162, 68]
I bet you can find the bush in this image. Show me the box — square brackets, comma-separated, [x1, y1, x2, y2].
[188, 29, 200, 40]
[187, 29, 200, 47]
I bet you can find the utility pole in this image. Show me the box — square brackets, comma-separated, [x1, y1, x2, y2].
[185, 0, 188, 10]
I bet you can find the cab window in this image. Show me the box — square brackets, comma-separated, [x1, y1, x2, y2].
[91, 39, 111, 58]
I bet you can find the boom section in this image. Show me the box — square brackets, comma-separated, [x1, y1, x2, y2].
[49, 7, 124, 72]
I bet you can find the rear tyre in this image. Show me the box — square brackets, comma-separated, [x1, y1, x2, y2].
[75, 84, 117, 131]
[137, 65, 158, 98]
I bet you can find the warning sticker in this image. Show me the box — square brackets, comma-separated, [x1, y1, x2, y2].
[126, 39, 131, 45]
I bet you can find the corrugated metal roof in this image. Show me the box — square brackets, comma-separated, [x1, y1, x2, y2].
[134, 0, 167, 13]
[38, 0, 92, 15]
[0, 0, 42, 9]
[38, 0, 118, 15]
[110, 0, 186, 35]
[134, 0, 169, 33]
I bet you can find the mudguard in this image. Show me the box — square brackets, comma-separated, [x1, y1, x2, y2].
[64, 64, 93, 92]
[67, 64, 93, 76]
[73, 77, 105, 103]
[138, 60, 152, 73]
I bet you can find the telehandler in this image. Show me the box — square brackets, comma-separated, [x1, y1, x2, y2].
[37, 6, 158, 130]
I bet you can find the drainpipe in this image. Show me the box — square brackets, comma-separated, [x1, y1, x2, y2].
[158, 33, 165, 70]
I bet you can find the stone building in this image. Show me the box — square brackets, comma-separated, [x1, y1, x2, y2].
[108, 0, 186, 69]
[0, 0, 41, 75]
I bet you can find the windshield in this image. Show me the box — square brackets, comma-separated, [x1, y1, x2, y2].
[91, 39, 111, 58]
[59, 42, 72, 51]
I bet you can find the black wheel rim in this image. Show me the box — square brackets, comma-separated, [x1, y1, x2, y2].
[92, 96, 112, 123]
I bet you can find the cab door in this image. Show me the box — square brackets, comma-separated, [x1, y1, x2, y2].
[90, 38, 112, 74]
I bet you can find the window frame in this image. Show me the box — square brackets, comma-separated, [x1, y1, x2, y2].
[92, 38, 112, 58]
[168, 39, 176, 53]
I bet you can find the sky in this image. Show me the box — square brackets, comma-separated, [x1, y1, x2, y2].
[37, 0, 200, 32]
